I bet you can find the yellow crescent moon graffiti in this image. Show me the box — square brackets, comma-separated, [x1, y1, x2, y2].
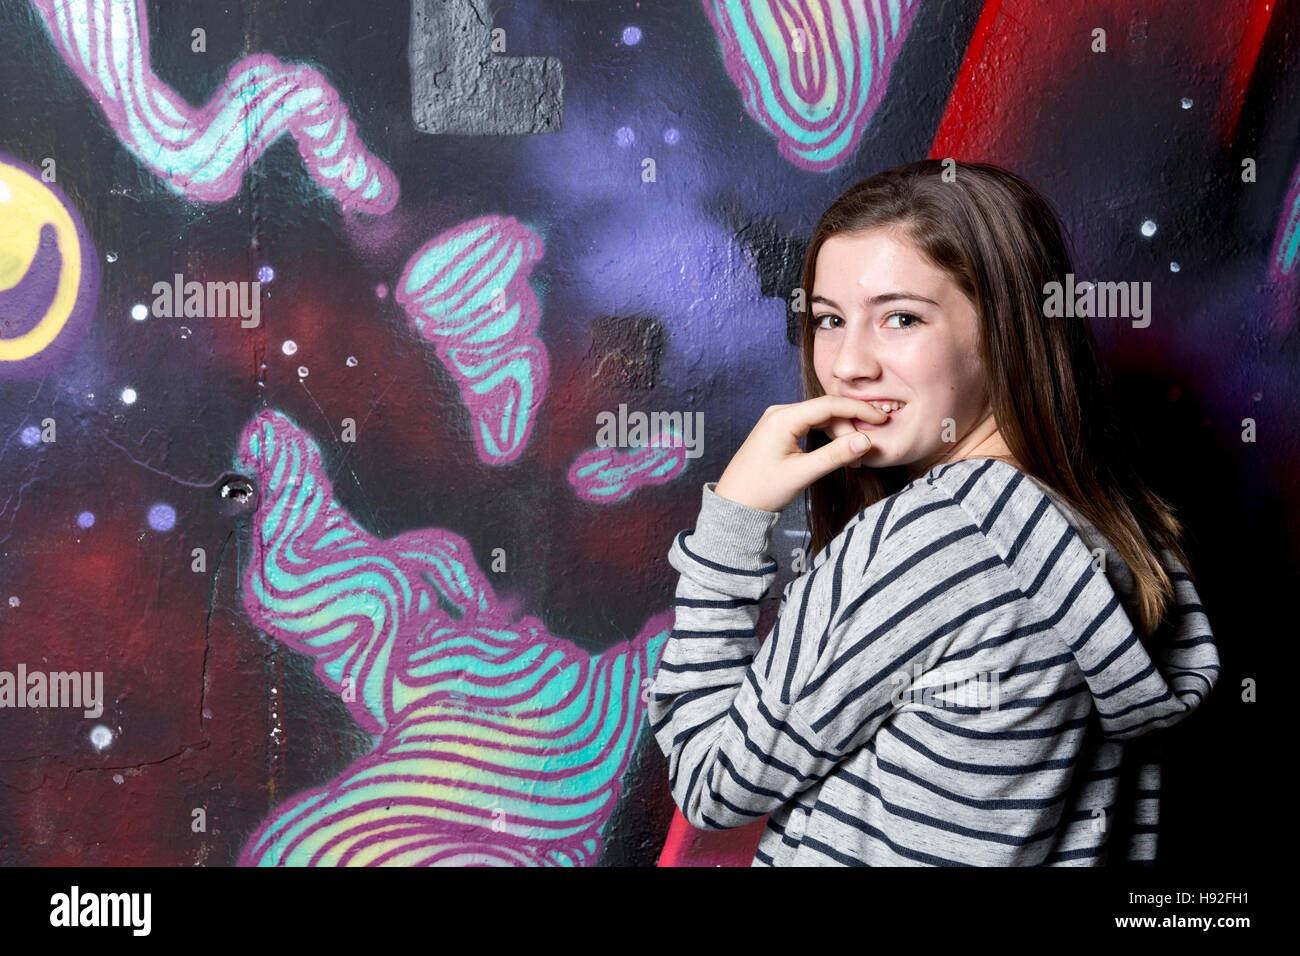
[0, 157, 94, 365]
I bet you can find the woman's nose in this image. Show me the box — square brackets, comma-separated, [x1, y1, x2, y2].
[832, 327, 879, 381]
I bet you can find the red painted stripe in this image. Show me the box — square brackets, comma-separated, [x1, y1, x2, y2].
[1219, 0, 1277, 144]
[929, 0, 1006, 159]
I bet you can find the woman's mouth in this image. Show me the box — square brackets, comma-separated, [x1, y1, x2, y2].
[854, 401, 905, 429]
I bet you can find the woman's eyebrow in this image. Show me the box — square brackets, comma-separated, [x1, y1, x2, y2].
[811, 292, 940, 308]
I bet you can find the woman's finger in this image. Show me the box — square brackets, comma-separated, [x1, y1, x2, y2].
[793, 429, 872, 485]
[820, 420, 856, 440]
[784, 395, 889, 438]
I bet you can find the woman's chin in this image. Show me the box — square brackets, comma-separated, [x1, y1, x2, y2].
[850, 447, 919, 475]
[850, 445, 888, 469]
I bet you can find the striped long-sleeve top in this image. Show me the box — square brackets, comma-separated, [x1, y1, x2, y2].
[648, 456, 1220, 865]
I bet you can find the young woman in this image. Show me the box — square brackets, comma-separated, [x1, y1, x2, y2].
[648, 160, 1220, 866]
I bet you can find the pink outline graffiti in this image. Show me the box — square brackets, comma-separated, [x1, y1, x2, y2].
[30, 0, 398, 213]
[234, 409, 668, 865]
[702, 0, 921, 171]
[396, 215, 550, 464]
[568, 436, 689, 503]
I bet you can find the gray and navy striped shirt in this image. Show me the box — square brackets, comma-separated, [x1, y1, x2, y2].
[649, 456, 1219, 865]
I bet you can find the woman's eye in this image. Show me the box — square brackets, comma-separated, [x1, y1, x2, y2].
[815, 312, 921, 330]
[884, 311, 922, 330]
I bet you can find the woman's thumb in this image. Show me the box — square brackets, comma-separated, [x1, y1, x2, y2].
[845, 431, 869, 465]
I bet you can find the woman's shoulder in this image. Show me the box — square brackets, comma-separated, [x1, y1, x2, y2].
[825, 457, 1069, 572]
[867, 455, 1038, 537]
[913, 457, 1146, 614]
[914, 456, 1080, 550]
[810, 458, 1023, 578]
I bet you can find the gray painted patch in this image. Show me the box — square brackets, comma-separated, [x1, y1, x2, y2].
[409, 0, 566, 134]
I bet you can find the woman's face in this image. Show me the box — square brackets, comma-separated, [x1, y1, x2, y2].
[810, 225, 1007, 479]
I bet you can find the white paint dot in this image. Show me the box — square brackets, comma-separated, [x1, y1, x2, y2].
[121, 387, 137, 405]
[282, 340, 298, 355]
[1181, 97, 1193, 109]
[131, 304, 148, 321]
[7, 595, 18, 607]
[346, 355, 358, 367]
[90, 725, 114, 750]
[297, 366, 309, 378]
[1170, 262, 1180, 272]
[112, 773, 124, 784]
[1140, 219, 1157, 237]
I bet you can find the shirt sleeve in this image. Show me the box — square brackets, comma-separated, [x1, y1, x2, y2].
[648, 478, 974, 830]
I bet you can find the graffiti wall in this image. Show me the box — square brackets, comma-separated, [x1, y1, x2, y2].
[0, 0, 1288, 866]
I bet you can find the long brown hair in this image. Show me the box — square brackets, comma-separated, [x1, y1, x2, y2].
[797, 159, 1188, 640]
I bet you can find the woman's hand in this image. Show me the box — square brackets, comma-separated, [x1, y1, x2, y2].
[712, 396, 889, 512]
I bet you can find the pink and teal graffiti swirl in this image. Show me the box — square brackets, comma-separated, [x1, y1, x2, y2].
[568, 427, 689, 502]
[30, 0, 398, 213]
[235, 409, 669, 865]
[396, 215, 550, 464]
[238, 409, 493, 735]
[239, 624, 667, 865]
[702, 0, 920, 170]
[1270, 161, 1300, 283]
